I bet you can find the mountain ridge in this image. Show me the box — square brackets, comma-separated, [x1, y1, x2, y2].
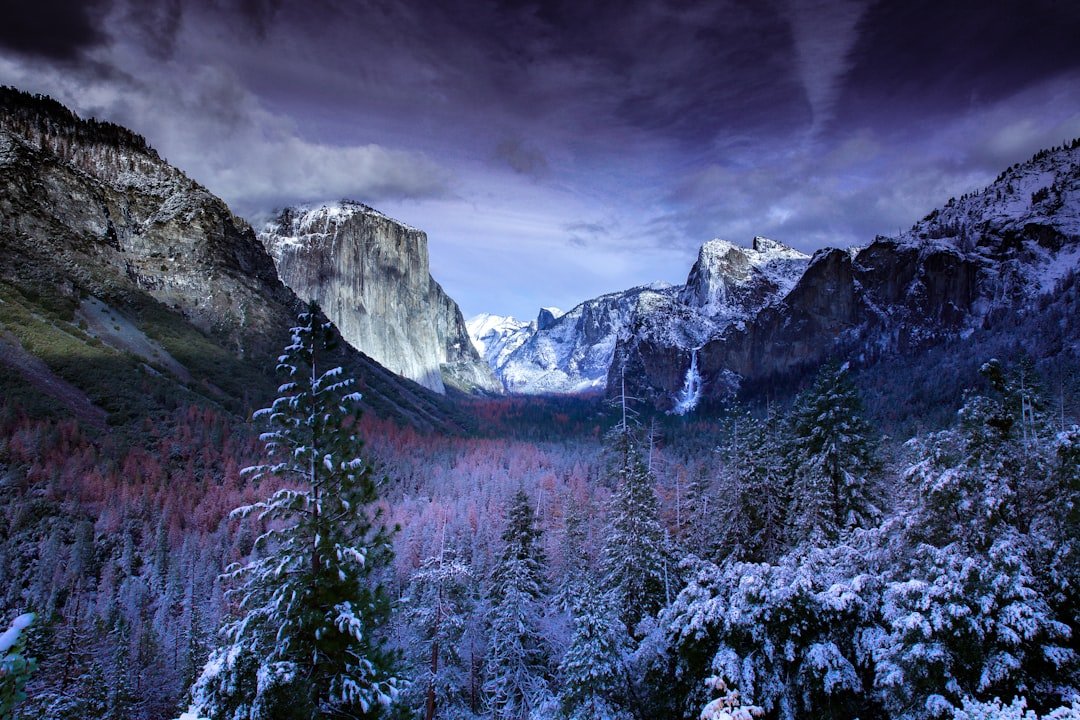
[469, 139, 1080, 413]
[0, 86, 473, 433]
[469, 237, 810, 399]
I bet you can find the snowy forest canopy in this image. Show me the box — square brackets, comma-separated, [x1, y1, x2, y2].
[0, 323, 1078, 720]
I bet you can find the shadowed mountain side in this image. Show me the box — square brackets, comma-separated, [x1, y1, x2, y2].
[0, 87, 472, 433]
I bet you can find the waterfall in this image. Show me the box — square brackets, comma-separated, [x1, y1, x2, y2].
[670, 347, 703, 415]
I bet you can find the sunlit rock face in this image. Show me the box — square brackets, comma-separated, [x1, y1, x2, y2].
[260, 202, 500, 394]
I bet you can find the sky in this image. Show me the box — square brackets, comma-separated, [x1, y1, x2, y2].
[2, 0, 1080, 321]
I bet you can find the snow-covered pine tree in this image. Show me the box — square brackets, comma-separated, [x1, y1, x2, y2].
[485, 488, 551, 720]
[679, 458, 721, 560]
[553, 500, 589, 615]
[190, 305, 398, 720]
[905, 360, 1062, 552]
[107, 616, 136, 720]
[785, 362, 879, 547]
[714, 407, 788, 563]
[400, 547, 474, 720]
[601, 425, 671, 635]
[880, 362, 1078, 717]
[558, 579, 630, 720]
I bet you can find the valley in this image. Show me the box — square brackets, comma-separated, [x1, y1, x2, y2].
[0, 84, 1077, 720]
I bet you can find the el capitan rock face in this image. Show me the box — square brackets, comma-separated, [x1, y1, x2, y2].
[259, 202, 500, 395]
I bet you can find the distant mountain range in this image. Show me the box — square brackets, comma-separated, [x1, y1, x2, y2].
[466, 237, 809, 397]
[2, 85, 1076, 425]
[468, 140, 1080, 413]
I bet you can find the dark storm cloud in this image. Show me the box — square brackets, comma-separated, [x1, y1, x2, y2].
[0, 0, 112, 60]
[231, 0, 285, 37]
[477, 1, 809, 144]
[204, 0, 812, 154]
[835, 0, 1080, 131]
[3, 0, 1079, 319]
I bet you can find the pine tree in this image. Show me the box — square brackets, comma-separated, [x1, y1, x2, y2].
[43, 659, 110, 720]
[558, 580, 630, 720]
[485, 488, 551, 720]
[191, 305, 398, 720]
[715, 407, 788, 563]
[401, 548, 474, 720]
[907, 360, 1057, 551]
[786, 362, 879, 546]
[885, 362, 1078, 715]
[107, 616, 136, 720]
[553, 500, 589, 614]
[680, 462, 717, 559]
[601, 427, 670, 634]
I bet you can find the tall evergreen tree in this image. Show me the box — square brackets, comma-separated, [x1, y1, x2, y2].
[553, 500, 589, 615]
[485, 489, 551, 720]
[191, 305, 398, 720]
[715, 407, 788, 563]
[786, 362, 879, 546]
[558, 580, 630, 720]
[401, 548, 474, 720]
[601, 427, 670, 635]
[107, 617, 136, 720]
[680, 462, 717, 559]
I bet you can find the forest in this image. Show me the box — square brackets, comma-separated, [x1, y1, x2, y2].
[0, 303, 1076, 720]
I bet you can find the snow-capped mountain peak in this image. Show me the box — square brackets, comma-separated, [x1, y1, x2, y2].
[678, 237, 810, 320]
[466, 313, 535, 370]
[474, 238, 809, 396]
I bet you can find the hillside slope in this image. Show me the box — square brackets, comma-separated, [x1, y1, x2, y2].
[0, 87, 471, 433]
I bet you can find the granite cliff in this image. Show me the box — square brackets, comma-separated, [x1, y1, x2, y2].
[686, 140, 1080, 402]
[259, 202, 500, 395]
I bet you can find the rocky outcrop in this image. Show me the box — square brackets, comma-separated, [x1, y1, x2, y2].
[0, 87, 472, 432]
[0, 90, 286, 359]
[536, 307, 562, 331]
[678, 237, 808, 319]
[685, 141, 1080, 401]
[259, 202, 500, 395]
